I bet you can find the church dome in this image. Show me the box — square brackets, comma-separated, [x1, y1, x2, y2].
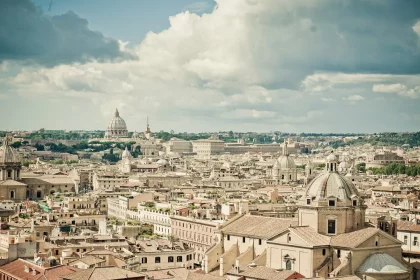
[0, 139, 20, 164]
[274, 155, 296, 169]
[357, 253, 408, 274]
[305, 172, 359, 202]
[326, 152, 338, 161]
[105, 109, 128, 138]
[107, 109, 127, 131]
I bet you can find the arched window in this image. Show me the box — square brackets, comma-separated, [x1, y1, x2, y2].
[285, 260, 292, 270]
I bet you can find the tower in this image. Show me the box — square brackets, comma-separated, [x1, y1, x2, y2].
[145, 116, 152, 140]
[120, 146, 132, 173]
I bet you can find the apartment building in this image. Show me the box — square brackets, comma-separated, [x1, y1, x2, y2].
[170, 216, 222, 265]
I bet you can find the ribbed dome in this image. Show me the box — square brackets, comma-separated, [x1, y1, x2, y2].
[305, 172, 359, 202]
[107, 110, 127, 131]
[0, 142, 20, 164]
[357, 253, 407, 274]
[105, 109, 128, 138]
[274, 155, 296, 169]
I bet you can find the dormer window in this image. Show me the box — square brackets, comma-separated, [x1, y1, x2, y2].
[328, 200, 335, 207]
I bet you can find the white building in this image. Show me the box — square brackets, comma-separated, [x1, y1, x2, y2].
[138, 206, 172, 236]
[192, 139, 225, 159]
[164, 138, 193, 154]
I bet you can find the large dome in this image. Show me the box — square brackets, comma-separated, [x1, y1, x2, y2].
[105, 109, 128, 138]
[0, 139, 20, 164]
[274, 155, 296, 169]
[305, 172, 359, 202]
[357, 253, 408, 274]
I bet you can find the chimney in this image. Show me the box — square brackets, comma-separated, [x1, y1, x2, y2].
[235, 259, 240, 273]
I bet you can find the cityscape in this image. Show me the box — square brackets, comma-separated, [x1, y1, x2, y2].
[1, 1, 420, 280]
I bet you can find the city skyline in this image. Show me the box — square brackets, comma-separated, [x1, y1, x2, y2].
[1, 0, 420, 133]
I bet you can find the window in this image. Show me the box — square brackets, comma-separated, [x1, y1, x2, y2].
[242, 237, 246, 243]
[177, 256, 183, 262]
[337, 250, 341, 258]
[168, 256, 174, 263]
[259, 239, 262, 245]
[155, 257, 161, 263]
[287, 234, 291, 243]
[227, 235, 230, 241]
[141, 257, 147, 264]
[306, 199, 311, 205]
[329, 200, 335, 207]
[414, 237, 418, 246]
[285, 260, 292, 270]
[322, 249, 326, 256]
[7, 170, 12, 178]
[404, 236, 408, 245]
[352, 200, 357, 206]
[327, 220, 336, 235]
[37, 190, 42, 198]
[10, 191, 14, 199]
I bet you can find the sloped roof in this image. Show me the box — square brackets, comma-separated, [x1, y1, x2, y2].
[0, 259, 78, 280]
[226, 265, 303, 280]
[288, 226, 330, 247]
[330, 227, 401, 248]
[221, 215, 297, 239]
[62, 266, 145, 280]
[397, 221, 420, 232]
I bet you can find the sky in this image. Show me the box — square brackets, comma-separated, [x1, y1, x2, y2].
[0, 0, 420, 133]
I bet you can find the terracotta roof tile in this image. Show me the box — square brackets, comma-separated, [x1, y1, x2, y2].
[397, 221, 420, 232]
[221, 215, 297, 239]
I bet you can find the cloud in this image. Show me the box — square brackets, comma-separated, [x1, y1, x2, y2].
[2, 0, 420, 132]
[372, 83, 420, 99]
[372, 83, 407, 93]
[343, 95, 365, 101]
[414, 20, 420, 38]
[0, 0, 133, 66]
